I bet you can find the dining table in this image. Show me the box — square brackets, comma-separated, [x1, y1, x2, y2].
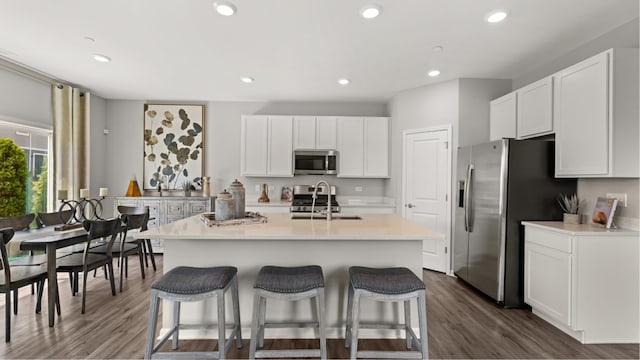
[14, 225, 88, 327]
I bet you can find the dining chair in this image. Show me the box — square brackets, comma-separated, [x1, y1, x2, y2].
[0, 227, 57, 342]
[0, 214, 44, 297]
[56, 218, 121, 314]
[90, 207, 148, 292]
[35, 210, 74, 228]
[117, 205, 156, 271]
[35, 209, 80, 295]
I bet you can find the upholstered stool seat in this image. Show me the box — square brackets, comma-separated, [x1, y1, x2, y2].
[144, 266, 242, 359]
[249, 265, 327, 359]
[346, 266, 428, 360]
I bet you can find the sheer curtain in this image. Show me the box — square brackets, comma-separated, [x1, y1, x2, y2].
[52, 84, 90, 201]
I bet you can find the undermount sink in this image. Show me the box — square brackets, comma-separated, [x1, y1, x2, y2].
[290, 214, 362, 220]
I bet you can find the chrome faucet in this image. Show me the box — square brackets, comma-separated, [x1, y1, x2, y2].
[311, 180, 332, 221]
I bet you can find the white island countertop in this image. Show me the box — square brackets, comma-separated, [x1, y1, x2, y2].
[136, 212, 441, 241]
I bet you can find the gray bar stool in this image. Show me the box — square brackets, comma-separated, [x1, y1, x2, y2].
[249, 265, 327, 359]
[346, 266, 428, 360]
[144, 266, 242, 359]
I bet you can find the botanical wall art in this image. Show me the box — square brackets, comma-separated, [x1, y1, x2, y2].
[143, 104, 204, 190]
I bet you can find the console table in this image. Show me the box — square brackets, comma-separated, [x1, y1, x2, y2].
[114, 196, 213, 252]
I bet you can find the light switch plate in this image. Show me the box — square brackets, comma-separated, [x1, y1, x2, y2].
[606, 193, 627, 207]
[355, 186, 363, 192]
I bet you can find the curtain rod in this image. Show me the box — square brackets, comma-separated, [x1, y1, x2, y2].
[0, 56, 72, 87]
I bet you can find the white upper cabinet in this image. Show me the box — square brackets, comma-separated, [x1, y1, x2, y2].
[337, 117, 364, 177]
[241, 115, 293, 177]
[364, 117, 389, 177]
[292, 116, 316, 149]
[337, 116, 389, 178]
[293, 116, 337, 150]
[554, 48, 639, 177]
[315, 116, 337, 149]
[517, 76, 553, 139]
[489, 92, 517, 141]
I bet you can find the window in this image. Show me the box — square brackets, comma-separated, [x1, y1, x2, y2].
[0, 120, 53, 214]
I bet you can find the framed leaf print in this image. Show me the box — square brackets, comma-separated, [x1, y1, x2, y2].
[143, 104, 204, 190]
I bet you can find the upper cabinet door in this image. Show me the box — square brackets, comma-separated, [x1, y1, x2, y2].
[267, 116, 294, 177]
[517, 76, 553, 139]
[315, 116, 337, 150]
[293, 116, 316, 150]
[337, 117, 364, 177]
[490, 92, 517, 141]
[364, 117, 389, 177]
[241, 115, 268, 176]
[554, 52, 609, 177]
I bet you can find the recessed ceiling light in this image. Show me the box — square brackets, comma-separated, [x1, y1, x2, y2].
[427, 70, 441, 77]
[84, 36, 95, 43]
[486, 10, 508, 23]
[360, 4, 382, 19]
[432, 46, 444, 52]
[92, 54, 111, 63]
[241, 77, 254, 84]
[213, 1, 237, 16]
[338, 78, 350, 86]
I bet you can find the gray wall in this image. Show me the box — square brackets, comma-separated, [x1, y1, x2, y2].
[385, 78, 511, 210]
[103, 100, 389, 209]
[511, 17, 640, 225]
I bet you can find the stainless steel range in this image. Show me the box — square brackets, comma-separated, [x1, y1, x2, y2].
[290, 185, 340, 213]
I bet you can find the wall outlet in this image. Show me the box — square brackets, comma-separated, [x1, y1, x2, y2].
[255, 185, 260, 192]
[355, 186, 363, 192]
[606, 193, 627, 207]
[268, 185, 275, 191]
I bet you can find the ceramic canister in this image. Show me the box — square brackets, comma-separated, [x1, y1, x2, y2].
[228, 179, 246, 219]
[215, 189, 234, 221]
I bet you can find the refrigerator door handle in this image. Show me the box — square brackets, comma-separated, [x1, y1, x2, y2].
[463, 164, 472, 232]
[466, 164, 474, 232]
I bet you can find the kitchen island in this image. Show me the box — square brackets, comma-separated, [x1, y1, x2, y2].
[135, 212, 441, 339]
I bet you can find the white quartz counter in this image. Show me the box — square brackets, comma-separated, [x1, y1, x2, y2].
[522, 221, 639, 236]
[136, 213, 440, 241]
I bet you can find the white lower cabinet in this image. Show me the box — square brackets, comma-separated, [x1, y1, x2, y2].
[114, 196, 213, 253]
[523, 222, 639, 344]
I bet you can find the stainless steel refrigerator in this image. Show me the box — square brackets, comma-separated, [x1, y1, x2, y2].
[453, 139, 576, 307]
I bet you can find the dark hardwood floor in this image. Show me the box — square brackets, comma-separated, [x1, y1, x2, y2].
[0, 256, 637, 359]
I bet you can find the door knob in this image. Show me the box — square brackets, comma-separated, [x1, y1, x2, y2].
[406, 203, 415, 208]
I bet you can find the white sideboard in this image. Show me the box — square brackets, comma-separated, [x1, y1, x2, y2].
[114, 196, 213, 253]
[522, 221, 639, 344]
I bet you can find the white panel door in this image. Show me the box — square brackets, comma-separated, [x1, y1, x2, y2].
[404, 128, 449, 272]
[241, 116, 268, 176]
[267, 116, 293, 176]
[293, 116, 316, 149]
[364, 117, 389, 177]
[337, 117, 364, 177]
[516, 76, 553, 139]
[315, 116, 337, 150]
[490, 92, 517, 141]
[554, 51, 609, 176]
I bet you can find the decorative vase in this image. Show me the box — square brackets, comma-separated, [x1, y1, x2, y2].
[126, 176, 142, 197]
[563, 213, 581, 224]
[258, 184, 270, 203]
[202, 176, 211, 198]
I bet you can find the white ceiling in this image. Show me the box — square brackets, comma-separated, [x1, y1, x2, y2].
[0, 0, 637, 102]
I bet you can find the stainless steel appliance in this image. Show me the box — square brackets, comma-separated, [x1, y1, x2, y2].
[290, 185, 340, 213]
[453, 139, 576, 307]
[294, 150, 338, 175]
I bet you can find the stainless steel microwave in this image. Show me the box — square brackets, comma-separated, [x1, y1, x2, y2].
[294, 150, 337, 175]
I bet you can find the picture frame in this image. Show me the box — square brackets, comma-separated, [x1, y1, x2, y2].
[143, 104, 205, 190]
[281, 186, 293, 202]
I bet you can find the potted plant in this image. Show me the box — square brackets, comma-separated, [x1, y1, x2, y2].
[182, 180, 194, 197]
[557, 193, 582, 224]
